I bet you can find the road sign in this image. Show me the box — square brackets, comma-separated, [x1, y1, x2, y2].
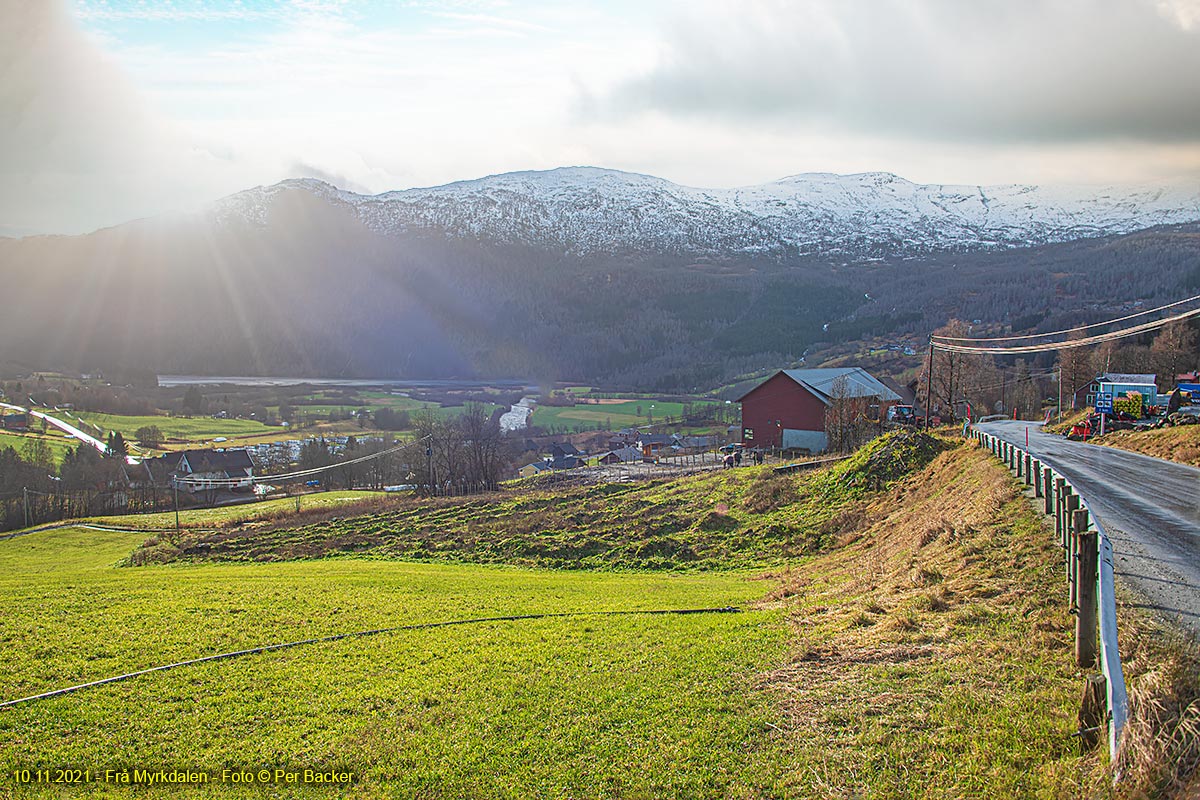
[1095, 392, 1114, 413]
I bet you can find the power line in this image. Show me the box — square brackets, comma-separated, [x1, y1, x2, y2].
[934, 293, 1200, 343]
[931, 306, 1200, 355]
[173, 436, 430, 488]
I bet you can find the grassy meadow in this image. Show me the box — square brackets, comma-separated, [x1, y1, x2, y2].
[0, 430, 77, 466]
[71, 411, 276, 444]
[0, 435, 1106, 798]
[0, 528, 788, 799]
[531, 395, 722, 433]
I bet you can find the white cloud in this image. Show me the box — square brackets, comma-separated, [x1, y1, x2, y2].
[605, 0, 1200, 143]
[6, 0, 1199, 235]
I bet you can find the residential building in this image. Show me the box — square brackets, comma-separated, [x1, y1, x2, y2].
[1083, 373, 1158, 406]
[173, 448, 255, 493]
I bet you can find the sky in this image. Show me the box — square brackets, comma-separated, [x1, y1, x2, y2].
[4, 0, 1200, 235]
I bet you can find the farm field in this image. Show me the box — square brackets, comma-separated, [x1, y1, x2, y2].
[0, 436, 1105, 797]
[532, 396, 722, 433]
[0, 430, 77, 465]
[85, 490, 388, 531]
[0, 528, 790, 799]
[72, 412, 276, 445]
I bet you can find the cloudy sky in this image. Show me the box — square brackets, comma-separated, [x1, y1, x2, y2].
[4, 0, 1200, 235]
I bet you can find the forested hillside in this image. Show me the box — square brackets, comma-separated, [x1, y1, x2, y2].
[1, 177, 1197, 390]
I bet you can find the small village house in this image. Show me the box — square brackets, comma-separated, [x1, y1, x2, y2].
[172, 448, 255, 493]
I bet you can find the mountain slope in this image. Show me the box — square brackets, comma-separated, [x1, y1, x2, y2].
[2, 168, 1199, 388]
[218, 168, 1200, 258]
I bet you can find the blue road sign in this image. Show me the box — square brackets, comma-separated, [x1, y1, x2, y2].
[1095, 392, 1114, 413]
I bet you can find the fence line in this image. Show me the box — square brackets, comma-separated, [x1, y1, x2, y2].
[973, 427, 1128, 760]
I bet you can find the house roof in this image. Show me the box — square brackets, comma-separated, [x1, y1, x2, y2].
[637, 433, 675, 445]
[140, 454, 182, 483]
[1097, 373, 1157, 385]
[599, 446, 642, 462]
[550, 442, 580, 455]
[877, 376, 917, 406]
[739, 367, 901, 405]
[178, 448, 254, 474]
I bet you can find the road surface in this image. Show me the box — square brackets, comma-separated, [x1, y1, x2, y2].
[979, 420, 1200, 637]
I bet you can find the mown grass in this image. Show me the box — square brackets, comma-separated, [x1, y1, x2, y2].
[531, 397, 720, 432]
[0, 528, 789, 799]
[72, 412, 275, 443]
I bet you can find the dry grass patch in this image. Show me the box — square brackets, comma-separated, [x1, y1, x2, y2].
[1095, 425, 1200, 467]
[1084, 604, 1200, 798]
[755, 445, 1085, 798]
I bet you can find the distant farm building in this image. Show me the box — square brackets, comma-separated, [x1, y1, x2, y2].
[738, 368, 901, 453]
[1, 413, 29, 431]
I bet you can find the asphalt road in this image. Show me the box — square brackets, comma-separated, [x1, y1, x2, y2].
[979, 420, 1200, 638]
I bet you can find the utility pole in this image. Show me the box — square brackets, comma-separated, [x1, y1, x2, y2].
[1057, 366, 1062, 424]
[924, 341, 934, 430]
[23, 487, 29, 529]
[173, 483, 180, 531]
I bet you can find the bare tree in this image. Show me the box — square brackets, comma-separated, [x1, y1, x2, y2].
[1057, 335, 1093, 411]
[1150, 321, 1199, 386]
[824, 377, 876, 453]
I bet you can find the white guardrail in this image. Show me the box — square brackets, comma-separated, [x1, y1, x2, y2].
[973, 428, 1128, 760]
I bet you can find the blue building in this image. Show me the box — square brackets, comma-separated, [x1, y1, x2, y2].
[1084, 373, 1158, 407]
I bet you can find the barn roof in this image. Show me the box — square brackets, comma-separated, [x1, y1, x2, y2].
[739, 367, 902, 405]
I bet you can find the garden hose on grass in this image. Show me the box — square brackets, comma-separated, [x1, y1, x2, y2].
[0, 606, 742, 709]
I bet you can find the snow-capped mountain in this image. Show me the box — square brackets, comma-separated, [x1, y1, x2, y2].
[216, 167, 1200, 258]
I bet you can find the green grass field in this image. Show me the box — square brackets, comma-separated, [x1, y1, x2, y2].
[72, 412, 276, 443]
[0, 436, 1097, 797]
[0, 430, 77, 465]
[532, 397, 721, 432]
[86, 490, 387, 530]
[0, 528, 789, 798]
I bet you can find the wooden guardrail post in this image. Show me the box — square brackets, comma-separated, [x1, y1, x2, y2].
[1025, 453, 1033, 484]
[1069, 505, 1086, 609]
[1079, 674, 1106, 753]
[1063, 492, 1080, 583]
[1076, 514, 1098, 670]
[1043, 467, 1053, 513]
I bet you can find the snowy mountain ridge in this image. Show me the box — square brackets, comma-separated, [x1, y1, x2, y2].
[215, 167, 1200, 258]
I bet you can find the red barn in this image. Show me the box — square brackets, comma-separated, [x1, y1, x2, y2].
[738, 368, 901, 453]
